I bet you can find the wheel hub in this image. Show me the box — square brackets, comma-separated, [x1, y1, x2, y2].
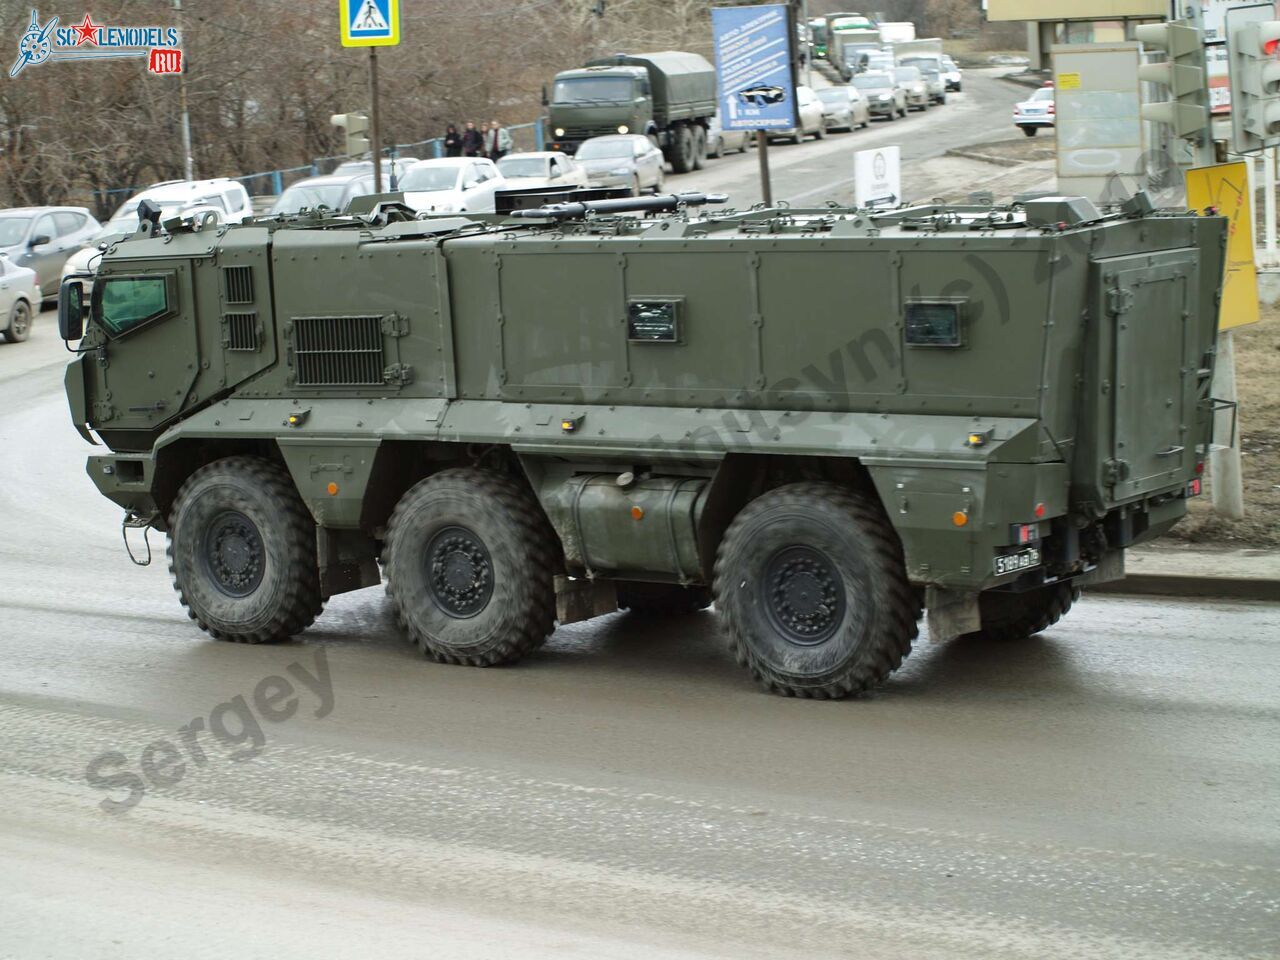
[202, 510, 265, 597]
[764, 546, 845, 645]
[425, 526, 493, 619]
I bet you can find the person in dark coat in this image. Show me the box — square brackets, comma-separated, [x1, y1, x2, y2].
[461, 121, 484, 158]
[443, 124, 462, 157]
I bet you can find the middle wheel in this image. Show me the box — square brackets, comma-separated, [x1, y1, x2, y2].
[384, 468, 557, 666]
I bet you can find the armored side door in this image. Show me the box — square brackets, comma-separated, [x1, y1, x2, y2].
[1096, 249, 1199, 500]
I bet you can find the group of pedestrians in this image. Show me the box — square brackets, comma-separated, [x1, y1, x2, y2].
[443, 120, 512, 160]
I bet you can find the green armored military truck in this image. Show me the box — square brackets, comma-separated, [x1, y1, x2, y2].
[59, 191, 1223, 698]
[546, 51, 716, 173]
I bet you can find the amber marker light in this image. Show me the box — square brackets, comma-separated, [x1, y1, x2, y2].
[631, 505, 644, 520]
[327, 482, 339, 496]
[952, 511, 969, 527]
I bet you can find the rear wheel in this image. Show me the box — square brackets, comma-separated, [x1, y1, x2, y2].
[652, 169, 666, 194]
[1022, 126, 1037, 137]
[692, 125, 707, 169]
[962, 583, 1080, 643]
[3, 300, 32, 343]
[671, 125, 696, 173]
[714, 483, 918, 698]
[617, 582, 712, 616]
[168, 457, 323, 643]
[385, 468, 557, 666]
[814, 123, 828, 140]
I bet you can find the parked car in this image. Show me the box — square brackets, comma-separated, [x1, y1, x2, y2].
[707, 111, 752, 157]
[0, 206, 100, 299]
[575, 135, 665, 195]
[496, 152, 589, 190]
[941, 55, 963, 91]
[900, 58, 948, 105]
[398, 158, 506, 213]
[816, 86, 871, 132]
[852, 72, 908, 121]
[0, 252, 41, 343]
[269, 173, 375, 215]
[1014, 85, 1055, 137]
[768, 85, 826, 143]
[893, 66, 930, 111]
[108, 178, 253, 225]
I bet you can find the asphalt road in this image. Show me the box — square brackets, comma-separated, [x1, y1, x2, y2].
[676, 67, 1039, 208]
[2, 71, 1279, 960]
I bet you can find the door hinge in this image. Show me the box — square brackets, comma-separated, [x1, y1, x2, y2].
[1103, 458, 1129, 485]
[383, 363, 414, 386]
[380, 313, 408, 337]
[1106, 287, 1133, 315]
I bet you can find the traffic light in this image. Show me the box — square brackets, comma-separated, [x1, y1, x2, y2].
[330, 112, 370, 157]
[1136, 20, 1209, 141]
[1226, 3, 1280, 154]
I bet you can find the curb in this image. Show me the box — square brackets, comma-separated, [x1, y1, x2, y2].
[1090, 574, 1280, 603]
[943, 147, 1024, 168]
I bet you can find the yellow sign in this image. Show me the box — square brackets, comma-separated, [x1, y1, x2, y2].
[339, 0, 400, 47]
[987, 0, 1165, 21]
[1057, 72, 1082, 90]
[1186, 162, 1260, 331]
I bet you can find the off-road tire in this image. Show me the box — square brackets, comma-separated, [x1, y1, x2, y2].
[671, 125, 696, 173]
[713, 482, 919, 699]
[3, 300, 31, 343]
[384, 468, 556, 666]
[963, 582, 1080, 643]
[168, 456, 322, 643]
[692, 125, 707, 170]
[617, 581, 713, 616]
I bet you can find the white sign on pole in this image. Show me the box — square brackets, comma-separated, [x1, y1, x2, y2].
[854, 145, 901, 207]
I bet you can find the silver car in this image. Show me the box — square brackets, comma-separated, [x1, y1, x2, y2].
[893, 65, 930, 111]
[816, 86, 871, 132]
[707, 112, 752, 157]
[269, 173, 376, 215]
[0, 206, 100, 299]
[576, 135, 666, 195]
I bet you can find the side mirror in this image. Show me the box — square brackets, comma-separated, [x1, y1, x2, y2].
[541, 84, 549, 107]
[29, 234, 51, 248]
[58, 278, 85, 341]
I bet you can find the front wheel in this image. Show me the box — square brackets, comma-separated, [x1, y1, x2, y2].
[384, 468, 557, 666]
[962, 583, 1080, 643]
[631, 175, 641, 197]
[3, 300, 31, 343]
[814, 124, 828, 140]
[652, 169, 665, 194]
[714, 483, 919, 698]
[167, 457, 323, 643]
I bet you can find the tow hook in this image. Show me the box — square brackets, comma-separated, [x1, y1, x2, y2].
[122, 510, 159, 566]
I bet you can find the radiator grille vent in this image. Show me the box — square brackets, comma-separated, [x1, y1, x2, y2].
[293, 316, 384, 386]
[222, 265, 254, 304]
[224, 313, 258, 352]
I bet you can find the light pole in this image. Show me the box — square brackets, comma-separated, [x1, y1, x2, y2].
[173, 0, 193, 180]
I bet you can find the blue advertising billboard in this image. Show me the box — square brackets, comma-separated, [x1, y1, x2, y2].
[711, 4, 798, 131]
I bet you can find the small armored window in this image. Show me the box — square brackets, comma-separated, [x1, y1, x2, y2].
[627, 298, 681, 342]
[95, 275, 174, 338]
[904, 300, 964, 348]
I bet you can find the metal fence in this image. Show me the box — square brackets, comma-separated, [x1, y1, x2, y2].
[83, 120, 547, 216]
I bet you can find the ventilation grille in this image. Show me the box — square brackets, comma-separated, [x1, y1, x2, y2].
[293, 316, 384, 386]
[224, 313, 258, 352]
[222, 265, 254, 304]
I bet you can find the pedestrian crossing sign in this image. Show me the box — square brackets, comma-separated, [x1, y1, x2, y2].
[340, 0, 399, 47]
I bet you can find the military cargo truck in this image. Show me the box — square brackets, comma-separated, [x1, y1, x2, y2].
[59, 191, 1224, 698]
[546, 51, 716, 173]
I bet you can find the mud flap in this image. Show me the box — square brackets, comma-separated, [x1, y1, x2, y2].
[556, 575, 618, 625]
[925, 586, 981, 642]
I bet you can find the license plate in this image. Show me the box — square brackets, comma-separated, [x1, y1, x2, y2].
[994, 546, 1041, 577]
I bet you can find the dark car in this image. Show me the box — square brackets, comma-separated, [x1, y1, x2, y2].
[0, 206, 100, 299]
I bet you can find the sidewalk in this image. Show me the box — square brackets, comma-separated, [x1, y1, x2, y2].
[1092, 542, 1280, 602]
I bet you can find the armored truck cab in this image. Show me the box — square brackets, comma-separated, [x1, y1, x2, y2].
[547, 51, 716, 173]
[61, 192, 1224, 698]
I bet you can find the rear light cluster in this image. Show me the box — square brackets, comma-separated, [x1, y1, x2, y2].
[1010, 523, 1038, 545]
[1187, 477, 1203, 498]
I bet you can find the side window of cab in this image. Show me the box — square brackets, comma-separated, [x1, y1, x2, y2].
[94, 275, 175, 338]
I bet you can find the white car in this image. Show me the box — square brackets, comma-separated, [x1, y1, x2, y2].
[399, 158, 506, 213]
[108, 178, 252, 226]
[62, 201, 226, 280]
[707, 111, 752, 157]
[0, 253, 41, 343]
[941, 55, 963, 92]
[1014, 86, 1055, 136]
[496, 152, 588, 190]
[768, 85, 827, 144]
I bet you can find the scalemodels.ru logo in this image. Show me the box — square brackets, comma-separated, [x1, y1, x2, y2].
[9, 8, 183, 78]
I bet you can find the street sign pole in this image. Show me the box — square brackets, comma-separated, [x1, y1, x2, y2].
[369, 47, 382, 193]
[756, 132, 772, 205]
